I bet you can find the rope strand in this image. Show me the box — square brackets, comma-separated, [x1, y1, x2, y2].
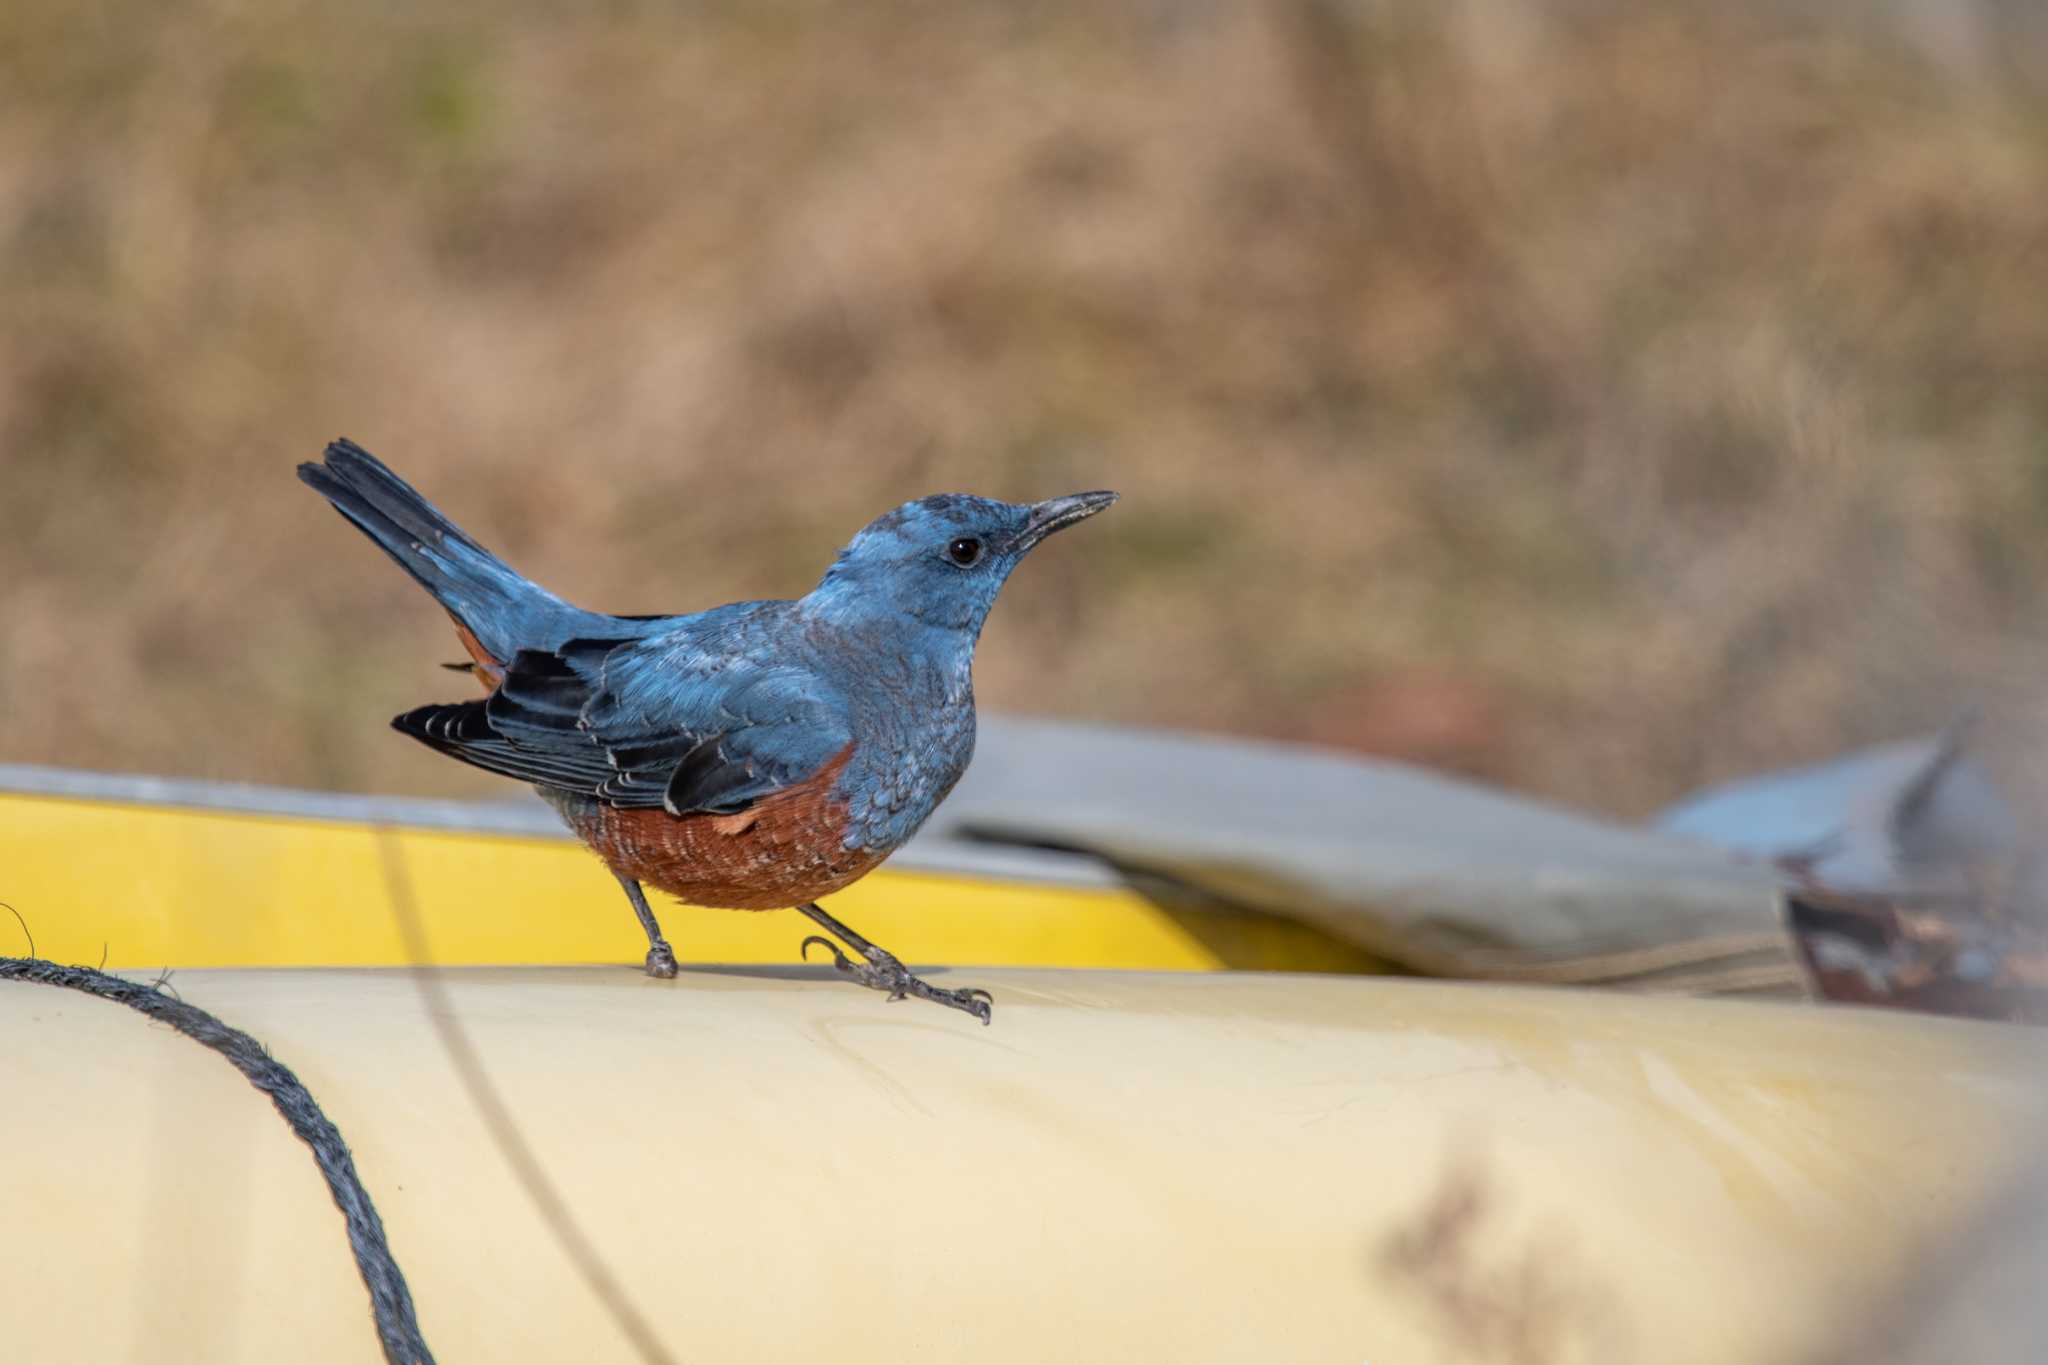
[0, 957, 435, 1365]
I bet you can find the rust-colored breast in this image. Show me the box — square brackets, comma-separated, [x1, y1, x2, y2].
[444, 617, 879, 908]
[556, 748, 885, 909]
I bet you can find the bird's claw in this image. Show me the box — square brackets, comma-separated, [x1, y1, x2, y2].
[948, 987, 996, 1026]
[643, 940, 680, 980]
[800, 935, 852, 971]
[798, 937, 994, 1025]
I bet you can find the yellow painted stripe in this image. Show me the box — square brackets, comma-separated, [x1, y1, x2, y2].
[0, 792, 1386, 974]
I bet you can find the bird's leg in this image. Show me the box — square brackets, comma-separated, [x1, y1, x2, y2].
[616, 874, 679, 979]
[796, 901, 993, 1025]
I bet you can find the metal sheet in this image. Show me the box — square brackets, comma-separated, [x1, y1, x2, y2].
[943, 718, 1797, 990]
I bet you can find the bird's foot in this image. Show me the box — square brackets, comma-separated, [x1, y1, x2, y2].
[644, 939, 680, 980]
[799, 936, 993, 1025]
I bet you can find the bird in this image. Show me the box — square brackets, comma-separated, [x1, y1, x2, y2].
[298, 438, 1115, 1023]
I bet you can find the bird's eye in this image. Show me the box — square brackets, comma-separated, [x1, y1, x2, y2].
[946, 537, 984, 567]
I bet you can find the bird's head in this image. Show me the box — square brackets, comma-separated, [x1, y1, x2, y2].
[806, 490, 1118, 636]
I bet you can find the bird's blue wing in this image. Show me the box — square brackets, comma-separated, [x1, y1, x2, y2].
[588, 646, 855, 813]
[394, 620, 852, 815]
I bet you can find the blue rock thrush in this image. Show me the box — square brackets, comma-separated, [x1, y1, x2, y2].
[299, 439, 1115, 1022]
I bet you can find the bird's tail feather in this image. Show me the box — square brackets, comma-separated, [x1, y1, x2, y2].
[298, 438, 571, 661]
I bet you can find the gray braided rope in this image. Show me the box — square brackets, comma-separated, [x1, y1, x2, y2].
[0, 957, 434, 1365]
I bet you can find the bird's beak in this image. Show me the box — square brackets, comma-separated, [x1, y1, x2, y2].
[1017, 490, 1119, 551]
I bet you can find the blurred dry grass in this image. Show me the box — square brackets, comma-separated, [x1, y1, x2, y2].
[3, 0, 2047, 816]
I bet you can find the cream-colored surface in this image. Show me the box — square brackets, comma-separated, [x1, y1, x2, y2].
[3, 967, 2042, 1364]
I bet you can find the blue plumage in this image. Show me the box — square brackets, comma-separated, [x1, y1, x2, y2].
[298, 437, 1115, 1022]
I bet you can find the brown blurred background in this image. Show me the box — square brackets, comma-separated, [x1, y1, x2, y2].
[3, 0, 2047, 817]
